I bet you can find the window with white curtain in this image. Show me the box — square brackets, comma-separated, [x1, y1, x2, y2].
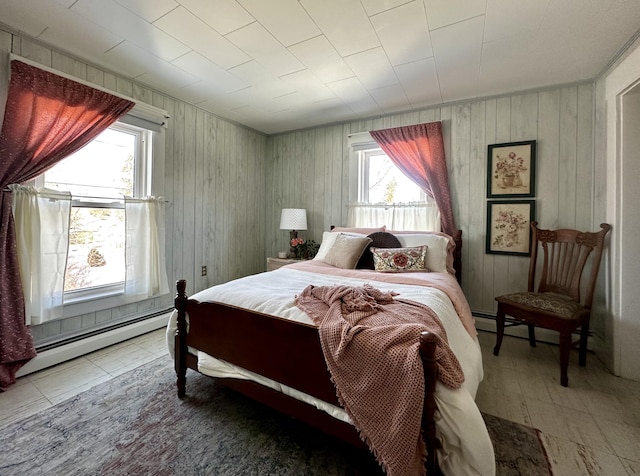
[347, 132, 441, 231]
[36, 122, 150, 302]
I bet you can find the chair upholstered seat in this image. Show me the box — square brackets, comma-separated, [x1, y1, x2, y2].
[493, 221, 611, 387]
[495, 292, 586, 320]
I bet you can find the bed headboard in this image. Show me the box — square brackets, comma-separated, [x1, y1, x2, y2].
[452, 229, 462, 285]
[328, 226, 463, 285]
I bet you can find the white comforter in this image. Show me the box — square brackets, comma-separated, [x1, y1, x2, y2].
[166, 264, 495, 476]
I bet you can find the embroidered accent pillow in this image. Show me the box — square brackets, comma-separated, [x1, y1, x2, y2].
[371, 245, 429, 272]
[356, 231, 402, 269]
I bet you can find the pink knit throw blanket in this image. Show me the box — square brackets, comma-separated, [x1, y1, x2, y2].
[295, 284, 464, 476]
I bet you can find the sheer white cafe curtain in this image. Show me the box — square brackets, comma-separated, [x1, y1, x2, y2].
[10, 185, 71, 325]
[11, 188, 169, 323]
[124, 197, 169, 303]
[347, 201, 441, 232]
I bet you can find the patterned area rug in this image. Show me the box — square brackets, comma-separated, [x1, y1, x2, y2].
[0, 355, 551, 475]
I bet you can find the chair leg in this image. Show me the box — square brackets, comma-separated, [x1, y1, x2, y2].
[579, 325, 589, 367]
[493, 306, 505, 356]
[559, 332, 571, 387]
[528, 324, 536, 347]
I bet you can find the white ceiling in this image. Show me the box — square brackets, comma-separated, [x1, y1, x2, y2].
[1, 0, 640, 134]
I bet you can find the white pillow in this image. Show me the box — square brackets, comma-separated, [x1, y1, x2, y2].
[323, 234, 373, 269]
[314, 231, 365, 261]
[394, 233, 451, 273]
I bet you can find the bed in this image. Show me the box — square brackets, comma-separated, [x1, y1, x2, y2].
[167, 229, 495, 475]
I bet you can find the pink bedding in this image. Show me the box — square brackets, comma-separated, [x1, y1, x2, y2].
[288, 260, 477, 338]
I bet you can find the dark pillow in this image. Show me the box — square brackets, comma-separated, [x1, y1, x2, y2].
[356, 231, 402, 269]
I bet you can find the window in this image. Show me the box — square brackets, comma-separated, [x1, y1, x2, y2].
[348, 132, 440, 231]
[38, 122, 152, 300]
[358, 148, 426, 203]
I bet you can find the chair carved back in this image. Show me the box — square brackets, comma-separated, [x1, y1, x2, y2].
[528, 221, 611, 309]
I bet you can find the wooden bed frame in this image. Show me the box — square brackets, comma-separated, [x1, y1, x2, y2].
[174, 230, 462, 475]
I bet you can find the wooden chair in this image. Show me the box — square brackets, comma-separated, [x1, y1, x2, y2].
[493, 221, 611, 387]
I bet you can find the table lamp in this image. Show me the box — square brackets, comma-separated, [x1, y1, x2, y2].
[280, 208, 307, 257]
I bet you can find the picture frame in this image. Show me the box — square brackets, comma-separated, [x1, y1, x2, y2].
[487, 140, 536, 198]
[486, 200, 536, 256]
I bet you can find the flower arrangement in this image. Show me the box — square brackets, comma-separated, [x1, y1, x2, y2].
[290, 237, 320, 259]
[493, 151, 527, 188]
[492, 209, 528, 248]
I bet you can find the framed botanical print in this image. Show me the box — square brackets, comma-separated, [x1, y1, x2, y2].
[486, 200, 536, 256]
[487, 140, 536, 198]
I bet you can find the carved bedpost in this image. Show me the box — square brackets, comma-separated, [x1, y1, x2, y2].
[419, 331, 441, 474]
[175, 279, 188, 398]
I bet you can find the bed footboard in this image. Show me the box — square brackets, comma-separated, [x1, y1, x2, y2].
[173, 279, 441, 473]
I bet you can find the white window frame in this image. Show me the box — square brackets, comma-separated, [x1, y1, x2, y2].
[357, 148, 428, 204]
[30, 118, 165, 317]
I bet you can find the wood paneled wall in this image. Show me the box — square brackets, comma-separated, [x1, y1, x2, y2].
[266, 85, 595, 314]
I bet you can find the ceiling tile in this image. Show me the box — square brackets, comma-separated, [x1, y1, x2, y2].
[238, 0, 321, 47]
[178, 0, 255, 35]
[52, 0, 77, 7]
[343, 47, 398, 90]
[484, 0, 547, 43]
[102, 40, 197, 89]
[369, 83, 411, 113]
[197, 94, 248, 116]
[300, 0, 380, 57]
[288, 35, 354, 83]
[114, 0, 178, 22]
[162, 80, 215, 104]
[226, 79, 296, 105]
[360, 0, 413, 16]
[38, 23, 121, 65]
[394, 57, 441, 107]
[0, 0, 52, 37]
[279, 69, 336, 102]
[226, 22, 305, 76]
[478, 35, 562, 97]
[311, 97, 357, 122]
[33, 2, 122, 59]
[370, 1, 433, 66]
[267, 91, 306, 111]
[100, 41, 151, 77]
[70, 0, 189, 62]
[154, 7, 250, 69]
[542, 0, 640, 45]
[423, 0, 486, 30]
[136, 64, 199, 94]
[326, 77, 383, 116]
[171, 51, 248, 92]
[430, 16, 484, 101]
[228, 60, 280, 86]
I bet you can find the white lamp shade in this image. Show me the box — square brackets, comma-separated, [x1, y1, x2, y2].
[280, 208, 307, 230]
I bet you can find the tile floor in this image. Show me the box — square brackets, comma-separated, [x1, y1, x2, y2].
[1, 328, 639, 475]
[0, 329, 168, 426]
[475, 331, 640, 475]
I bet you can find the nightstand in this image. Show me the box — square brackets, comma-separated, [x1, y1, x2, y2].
[266, 257, 301, 271]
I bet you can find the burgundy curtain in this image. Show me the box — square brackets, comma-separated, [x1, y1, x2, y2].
[369, 122, 457, 236]
[370, 122, 462, 280]
[0, 60, 134, 390]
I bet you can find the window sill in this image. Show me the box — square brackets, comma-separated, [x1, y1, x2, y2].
[62, 286, 126, 318]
